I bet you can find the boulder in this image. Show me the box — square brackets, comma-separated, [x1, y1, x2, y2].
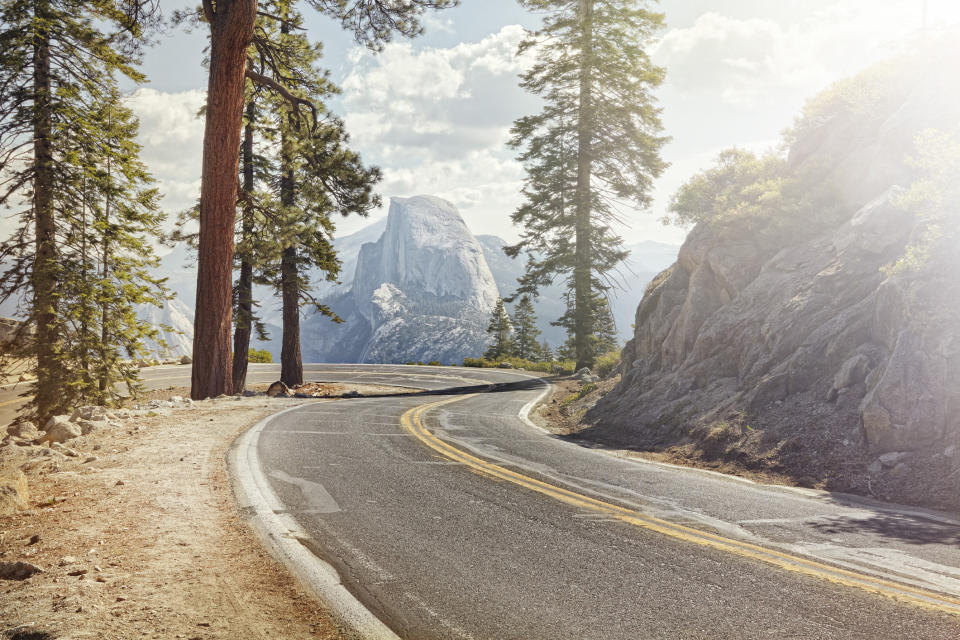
[0, 469, 28, 515]
[0, 561, 43, 580]
[180, 354, 193, 364]
[38, 416, 81, 444]
[71, 405, 108, 422]
[77, 419, 107, 435]
[7, 421, 38, 440]
[267, 381, 290, 398]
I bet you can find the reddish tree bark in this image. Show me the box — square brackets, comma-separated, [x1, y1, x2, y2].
[32, 0, 60, 420]
[191, 0, 258, 400]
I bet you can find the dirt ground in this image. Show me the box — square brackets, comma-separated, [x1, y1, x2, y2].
[0, 395, 359, 640]
[533, 377, 960, 511]
[533, 376, 801, 488]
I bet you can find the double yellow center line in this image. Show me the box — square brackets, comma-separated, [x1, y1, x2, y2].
[401, 394, 960, 616]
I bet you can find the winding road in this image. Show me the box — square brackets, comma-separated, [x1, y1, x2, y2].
[9, 363, 960, 638]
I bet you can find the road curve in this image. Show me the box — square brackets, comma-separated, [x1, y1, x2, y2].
[228, 364, 960, 640]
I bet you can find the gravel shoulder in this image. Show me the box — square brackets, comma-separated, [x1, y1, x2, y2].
[0, 395, 351, 640]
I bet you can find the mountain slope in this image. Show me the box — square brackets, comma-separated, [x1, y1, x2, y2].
[586, 42, 960, 509]
[301, 196, 499, 364]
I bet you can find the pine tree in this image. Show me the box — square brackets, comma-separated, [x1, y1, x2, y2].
[508, 0, 668, 370]
[484, 298, 513, 360]
[536, 340, 554, 363]
[591, 296, 619, 356]
[253, 2, 380, 388]
[0, 0, 164, 419]
[554, 291, 618, 365]
[510, 295, 540, 360]
[186, 0, 458, 400]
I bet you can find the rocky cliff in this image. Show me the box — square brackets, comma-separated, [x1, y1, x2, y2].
[302, 196, 499, 364]
[587, 43, 960, 508]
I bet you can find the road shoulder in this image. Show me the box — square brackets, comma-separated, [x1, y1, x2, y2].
[0, 396, 347, 639]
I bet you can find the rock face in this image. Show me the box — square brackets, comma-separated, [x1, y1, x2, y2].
[588, 48, 960, 506]
[302, 196, 500, 364]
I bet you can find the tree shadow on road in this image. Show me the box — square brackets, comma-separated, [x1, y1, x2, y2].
[808, 510, 960, 546]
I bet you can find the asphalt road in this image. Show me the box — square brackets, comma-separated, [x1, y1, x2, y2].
[243, 364, 960, 640]
[8, 363, 960, 638]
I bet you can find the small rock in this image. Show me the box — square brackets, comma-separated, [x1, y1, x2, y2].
[27, 534, 39, 545]
[889, 462, 911, 480]
[879, 451, 906, 468]
[83, 456, 98, 464]
[342, 390, 361, 398]
[59, 556, 77, 566]
[867, 459, 883, 475]
[67, 568, 88, 576]
[8, 421, 39, 439]
[38, 416, 82, 444]
[77, 419, 107, 435]
[267, 381, 290, 398]
[51, 442, 79, 457]
[0, 560, 44, 580]
[945, 445, 957, 458]
[180, 354, 192, 364]
[115, 480, 124, 486]
[169, 396, 184, 404]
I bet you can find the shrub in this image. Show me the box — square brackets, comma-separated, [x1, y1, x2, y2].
[248, 348, 272, 363]
[594, 350, 622, 378]
[426, 360, 442, 366]
[462, 356, 575, 375]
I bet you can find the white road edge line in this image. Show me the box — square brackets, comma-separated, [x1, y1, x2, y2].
[228, 402, 401, 640]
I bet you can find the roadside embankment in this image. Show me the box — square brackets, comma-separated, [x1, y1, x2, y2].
[0, 395, 350, 639]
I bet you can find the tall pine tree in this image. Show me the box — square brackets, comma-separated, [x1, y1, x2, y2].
[0, 0, 165, 418]
[484, 298, 513, 360]
[510, 295, 540, 360]
[508, 0, 667, 370]
[186, 0, 458, 400]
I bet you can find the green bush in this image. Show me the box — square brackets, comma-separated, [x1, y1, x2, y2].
[248, 348, 273, 363]
[426, 360, 442, 366]
[462, 356, 575, 375]
[594, 350, 622, 378]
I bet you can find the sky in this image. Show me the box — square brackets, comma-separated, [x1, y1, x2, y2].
[129, 0, 960, 247]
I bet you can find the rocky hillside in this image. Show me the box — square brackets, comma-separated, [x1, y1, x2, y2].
[301, 196, 499, 364]
[587, 42, 960, 509]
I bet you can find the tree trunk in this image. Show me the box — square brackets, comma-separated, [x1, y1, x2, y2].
[280, 246, 302, 386]
[279, 120, 302, 387]
[573, 0, 595, 371]
[191, 0, 258, 400]
[99, 155, 111, 394]
[232, 100, 255, 393]
[32, 1, 59, 419]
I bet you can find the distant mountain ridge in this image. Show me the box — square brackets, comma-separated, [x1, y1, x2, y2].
[148, 198, 679, 363]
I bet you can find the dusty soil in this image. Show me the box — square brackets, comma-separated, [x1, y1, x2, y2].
[0, 396, 354, 640]
[534, 376, 815, 488]
[534, 377, 960, 511]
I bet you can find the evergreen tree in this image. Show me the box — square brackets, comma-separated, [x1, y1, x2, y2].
[254, 2, 381, 388]
[510, 295, 540, 360]
[484, 298, 513, 360]
[591, 296, 619, 355]
[554, 291, 618, 365]
[508, 0, 667, 370]
[0, 0, 164, 419]
[185, 0, 458, 400]
[536, 340, 554, 363]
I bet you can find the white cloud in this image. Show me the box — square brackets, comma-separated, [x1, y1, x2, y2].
[337, 24, 538, 240]
[126, 88, 206, 217]
[655, 3, 920, 108]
